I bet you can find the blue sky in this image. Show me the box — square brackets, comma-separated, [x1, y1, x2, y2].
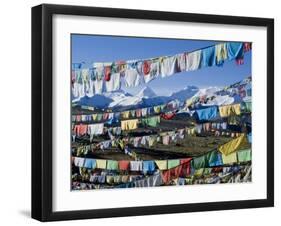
[71, 34, 251, 96]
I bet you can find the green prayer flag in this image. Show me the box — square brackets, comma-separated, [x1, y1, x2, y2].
[237, 149, 251, 162]
[203, 168, 212, 175]
[106, 160, 119, 170]
[167, 159, 180, 169]
[242, 101, 252, 112]
[96, 113, 103, 121]
[194, 168, 204, 177]
[142, 116, 160, 127]
[191, 155, 208, 169]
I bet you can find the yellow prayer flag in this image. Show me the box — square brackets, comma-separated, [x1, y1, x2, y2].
[215, 43, 228, 63]
[219, 104, 241, 117]
[121, 119, 138, 130]
[218, 134, 248, 156]
[96, 159, 107, 169]
[122, 111, 130, 119]
[185, 98, 193, 107]
[222, 152, 238, 164]
[92, 114, 98, 121]
[155, 160, 167, 170]
[153, 105, 161, 113]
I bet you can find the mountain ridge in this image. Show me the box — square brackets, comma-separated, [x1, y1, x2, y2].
[74, 77, 251, 110]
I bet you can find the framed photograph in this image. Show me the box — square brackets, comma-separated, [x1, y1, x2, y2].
[32, 4, 274, 221]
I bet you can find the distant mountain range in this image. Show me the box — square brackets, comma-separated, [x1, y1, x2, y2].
[74, 77, 251, 110]
[74, 86, 199, 110]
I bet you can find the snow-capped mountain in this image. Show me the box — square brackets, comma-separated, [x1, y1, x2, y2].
[105, 86, 163, 109]
[106, 91, 143, 108]
[77, 89, 141, 109]
[76, 94, 114, 109]
[75, 85, 199, 110]
[195, 87, 222, 97]
[202, 95, 235, 106]
[169, 85, 199, 102]
[186, 86, 238, 107]
[186, 76, 252, 107]
[75, 77, 251, 110]
[136, 86, 157, 99]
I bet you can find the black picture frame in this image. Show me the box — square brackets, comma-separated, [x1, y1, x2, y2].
[31, 4, 274, 222]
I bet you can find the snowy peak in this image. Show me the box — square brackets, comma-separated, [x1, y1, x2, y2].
[103, 89, 132, 99]
[196, 87, 222, 97]
[108, 95, 142, 108]
[170, 85, 199, 102]
[136, 86, 157, 99]
[102, 89, 142, 108]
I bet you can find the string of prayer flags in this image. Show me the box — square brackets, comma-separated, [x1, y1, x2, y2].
[73, 148, 251, 172]
[72, 164, 251, 189]
[72, 42, 251, 99]
[72, 126, 196, 154]
[72, 103, 172, 123]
